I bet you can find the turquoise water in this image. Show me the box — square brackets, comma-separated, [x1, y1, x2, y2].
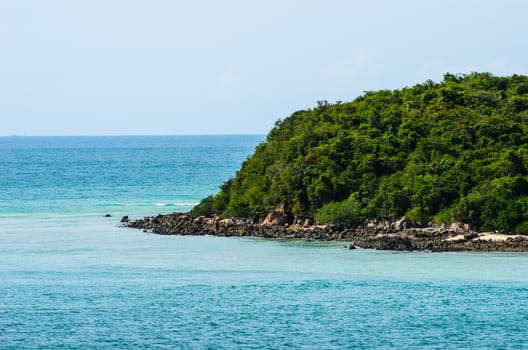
[1, 136, 527, 349]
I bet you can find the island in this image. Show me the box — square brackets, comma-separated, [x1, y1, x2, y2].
[126, 72, 528, 251]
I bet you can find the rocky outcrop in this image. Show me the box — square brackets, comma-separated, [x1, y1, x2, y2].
[263, 204, 291, 226]
[124, 212, 528, 252]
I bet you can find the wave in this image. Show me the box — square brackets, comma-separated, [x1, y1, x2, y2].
[153, 202, 199, 207]
[93, 202, 199, 208]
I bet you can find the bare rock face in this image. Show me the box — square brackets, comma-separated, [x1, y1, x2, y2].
[263, 204, 291, 226]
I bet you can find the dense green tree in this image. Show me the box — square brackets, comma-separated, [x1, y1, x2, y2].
[193, 73, 528, 233]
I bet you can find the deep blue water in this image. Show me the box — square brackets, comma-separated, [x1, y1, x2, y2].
[1, 136, 527, 349]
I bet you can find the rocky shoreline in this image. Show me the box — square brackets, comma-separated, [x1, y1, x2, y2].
[123, 213, 528, 252]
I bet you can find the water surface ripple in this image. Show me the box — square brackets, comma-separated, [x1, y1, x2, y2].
[0, 136, 527, 349]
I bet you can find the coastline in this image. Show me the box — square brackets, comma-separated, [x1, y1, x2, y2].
[124, 213, 528, 252]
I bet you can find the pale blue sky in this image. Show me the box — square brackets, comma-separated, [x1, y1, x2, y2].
[1, 0, 526, 135]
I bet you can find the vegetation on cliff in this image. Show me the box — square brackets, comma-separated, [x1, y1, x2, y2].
[193, 73, 528, 233]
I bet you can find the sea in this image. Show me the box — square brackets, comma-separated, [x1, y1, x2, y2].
[1, 135, 527, 349]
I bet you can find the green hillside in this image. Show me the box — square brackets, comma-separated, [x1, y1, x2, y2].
[193, 73, 528, 233]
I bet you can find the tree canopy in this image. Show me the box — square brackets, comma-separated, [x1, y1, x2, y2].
[193, 73, 528, 233]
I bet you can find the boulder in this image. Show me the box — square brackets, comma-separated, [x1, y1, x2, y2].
[218, 218, 233, 227]
[450, 222, 464, 232]
[120, 215, 129, 223]
[263, 212, 288, 226]
[206, 218, 217, 226]
[263, 204, 291, 226]
[394, 217, 407, 231]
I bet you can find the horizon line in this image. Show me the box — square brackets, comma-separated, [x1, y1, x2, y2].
[0, 133, 267, 137]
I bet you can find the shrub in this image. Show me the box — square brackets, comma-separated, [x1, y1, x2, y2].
[514, 221, 528, 235]
[405, 206, 430, 226]
[433, 207, 454, 226]
[191, 195, 215, 217]
[315, 199, 363, 227]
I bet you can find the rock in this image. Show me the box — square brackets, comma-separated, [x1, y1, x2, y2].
[104, 214, 111, 217]
[122, 212, 528, 252]
[450, 222, 464, 232]
[394, 217, 407, 231]
[263, 204, 290, 226]
[464, 232, 479, 240]
[219, 218, 232, 227]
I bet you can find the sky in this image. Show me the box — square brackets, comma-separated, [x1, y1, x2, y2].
[1, 0, 527, 136]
